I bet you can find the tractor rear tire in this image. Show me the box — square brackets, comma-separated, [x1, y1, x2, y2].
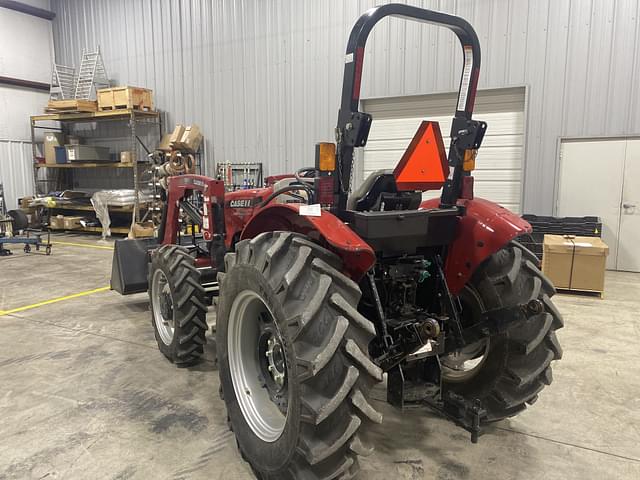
[149, 245, 208, 366]
[217, 232, 383, 480]
[8, 209, 28, 231]
[441, 241, 563, 421]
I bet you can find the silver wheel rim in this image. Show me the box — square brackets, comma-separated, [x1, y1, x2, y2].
[441, 338, 490, 382]
[151, 269, 175, 346]
[228, 290, 288, 442]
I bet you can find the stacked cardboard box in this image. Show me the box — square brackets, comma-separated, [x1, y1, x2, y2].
[44, 133, 65, 165]
[50, 215, 84, 230]
[49, 215, 65, 229]
[542, 234, 609, 296]
[165, 124, 203, 153]
[63, 216, 84, 229]
[120, 151, 135, 164]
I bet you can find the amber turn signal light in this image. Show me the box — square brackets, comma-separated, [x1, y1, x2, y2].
[463, 149, 477, 172]
[316, 142, 336, 172]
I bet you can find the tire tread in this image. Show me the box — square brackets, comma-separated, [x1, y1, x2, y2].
[223, 232, 382, 480]
[149, 244, 207, 366]
[450, 241, 563, 421]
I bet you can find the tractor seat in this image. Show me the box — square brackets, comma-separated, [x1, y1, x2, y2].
[347, 169, 421, 211]
[347, 170, 394, 211]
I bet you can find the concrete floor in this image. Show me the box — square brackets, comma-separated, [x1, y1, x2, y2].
[1, 233, 639, 480]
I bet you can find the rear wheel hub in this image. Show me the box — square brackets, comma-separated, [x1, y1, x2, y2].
[151, 269, 175, 345]
[440, 338, 490, 382]
[228, 290, 289, 442]
[263, 333, 286, 390]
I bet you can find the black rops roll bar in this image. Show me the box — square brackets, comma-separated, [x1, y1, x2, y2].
[333, 3, 486, 212]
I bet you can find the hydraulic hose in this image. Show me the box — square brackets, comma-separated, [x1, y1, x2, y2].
[259, 184, 315, 208]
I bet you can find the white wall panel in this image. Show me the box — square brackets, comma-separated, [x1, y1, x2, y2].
[0, 141, 34, 210]
[0, 86, 49, 140]
[51, 0, 640, 214]
[0, 7, 53, 82]
[0, 3, 54, 206]
[362, 88, 525, 212]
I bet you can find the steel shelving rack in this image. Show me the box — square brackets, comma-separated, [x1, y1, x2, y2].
[30, 108, 162, 234]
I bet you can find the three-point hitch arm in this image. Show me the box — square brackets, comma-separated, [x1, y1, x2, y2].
[333, 3, 487, 212]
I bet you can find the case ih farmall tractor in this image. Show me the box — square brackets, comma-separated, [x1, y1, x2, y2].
[111, 4, 563, 479]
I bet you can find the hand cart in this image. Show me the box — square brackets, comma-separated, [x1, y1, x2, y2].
[0, 223, 52, 256]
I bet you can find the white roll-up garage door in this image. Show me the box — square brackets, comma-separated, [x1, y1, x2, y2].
[360, 87, 526, 213]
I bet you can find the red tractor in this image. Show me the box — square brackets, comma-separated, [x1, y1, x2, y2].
[112, 4, 562, 479]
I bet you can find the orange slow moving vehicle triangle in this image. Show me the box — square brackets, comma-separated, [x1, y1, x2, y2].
[393, 120, 449, 191]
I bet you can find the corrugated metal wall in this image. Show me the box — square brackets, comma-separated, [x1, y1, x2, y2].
[51, 0, 640, 214]
[0, 141, 34, 210]
[0, 2, 53, 210]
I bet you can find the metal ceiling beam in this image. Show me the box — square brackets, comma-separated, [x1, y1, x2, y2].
[0, 0, 55, 20]
[0, 75, 50, 92]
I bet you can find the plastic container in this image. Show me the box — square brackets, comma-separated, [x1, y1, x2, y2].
[518, 215, 603, 262]
[54, 146, 67, 164]
[65, 145, 111, 162]
[522, 214, 602, 236]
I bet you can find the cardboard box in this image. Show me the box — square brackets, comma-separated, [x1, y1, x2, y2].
[44, 133, 65, 164]
[542, 235, 609, 293]
[63, 216, 83, 230]
[20, 196, 33, 209]
[131, 221, 155, 238]
[170, 124, 202, 152]
[50, 215, 65, 229]
[158, 133, 172, 152]
[188, 132, 203, 152]
[120, 151, 135, 164]
[169, 124, 185, 146]
[178, 124, 202, 152]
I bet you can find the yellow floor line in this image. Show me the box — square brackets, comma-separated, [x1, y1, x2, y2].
[0, 286, 111, 317]
[50, 241, 114, 250]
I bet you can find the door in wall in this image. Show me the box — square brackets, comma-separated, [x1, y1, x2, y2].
[557, 138, 639, 272]
[361, 87, 526, 213]
[617, 140, 640, 272]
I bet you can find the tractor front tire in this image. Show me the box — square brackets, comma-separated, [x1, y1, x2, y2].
[441, 241, 564, 421]
[217, 232, 383, 480]
[149, 245, 208, 366]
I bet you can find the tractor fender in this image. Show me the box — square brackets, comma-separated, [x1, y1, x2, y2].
[421, 197, 532, 294]
[240, 203, 375, 281]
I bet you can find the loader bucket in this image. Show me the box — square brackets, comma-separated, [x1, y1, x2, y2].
[110, 238, 158, 294]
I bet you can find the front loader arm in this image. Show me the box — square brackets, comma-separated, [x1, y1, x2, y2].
[161, 175, 225, 245]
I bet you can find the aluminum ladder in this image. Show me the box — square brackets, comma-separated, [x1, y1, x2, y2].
[49, 63, 76, 100]
[74, 46, 110, 99]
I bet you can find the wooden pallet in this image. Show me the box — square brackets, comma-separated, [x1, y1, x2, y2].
[45, 99, 98, 113]
[99, 104, 154, 112]
[97, 86, 154, 111]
